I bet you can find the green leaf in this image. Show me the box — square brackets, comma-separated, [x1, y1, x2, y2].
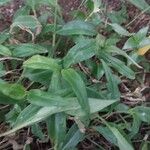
[11, 15, 42, 31]
[61, 124, 84, 150]
[13, 6, 30, 19]
[0, 63, 5, 77]
[0, 83, 26, 104]
[66, 99, 118, 117]
[110, 23, 131, 36]
[0, 89, 117, 137]
[48, 70, 66, 149]
[114, 103, 129, 113]
[23, 68, 52, 86]
[101, 60, 120, 99]
[26, 0, 40, 9]
[101, 53, 135, 79]
[31, 124, 45, 140]
[130, 106, 150, 123]
[136, 26, 149, 39]
[46, 115, 55, 143]
[42, 24, 62, 34]
[54, 113, 66, 149]
[63, 39, 96, 68]
[23, 55, 60, 72]
[23, 143, 31, 150]
[95, 126, 117, 145]
[42, 0, 57, 6]
[5, 104, 21, 127]
[0, 45, 12, 56]
[27, 89, 117, 117]
[129, 114, 141, 137]
[123, 36, 138, 49]
[107, 6, 127, 24]
[106, 46, 142, 68]
[139, 38, 150, 48]
[0, 104, 70, 137]
[127, 0, 150, 12]
[0, 31, 10, 44]
[141, 141, 150, 150]
[61, 68, 90, 115]
[12, 43, 47, 57]
[123, 27, 149, 50]
[0, 70, 5, 77]
[0, 0, 11, 5]
[49, 71, 61, 92]
[108, 126, 134, 150]
[86, 87, 105, 99]
[27, 89, 70, 107]
[57, 20, 97, 36]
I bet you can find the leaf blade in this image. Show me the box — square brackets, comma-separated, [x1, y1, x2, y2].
[57, 20, 97, 36]
[61, 68, 90, 115]
[23, 55, 60, 72]
[0, 45, 12, 56]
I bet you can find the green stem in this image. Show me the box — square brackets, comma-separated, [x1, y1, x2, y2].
[52, 0, 58, 48]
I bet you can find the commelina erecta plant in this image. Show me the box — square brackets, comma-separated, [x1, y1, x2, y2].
[0, 0, 150, 149]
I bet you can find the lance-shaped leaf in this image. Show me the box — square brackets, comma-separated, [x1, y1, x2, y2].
[57, 20, 97, 36]
[48, 71, 66, 149]
[0, 45, 12, 56]
[12, 43, 48, 57]
[100, 118, 134, 150]
[61, 68, 90, 115]
[106, 46, 142, 68]
[26, 0, 41, 9]
[108, 126, 134, 150]
[130, 106, 150, 123]
[31, 124, 45, 140]
[63, 40, 96, 68]
[0, 89, 117, 137]
[0, 31, 10, 44]
[28, 90, 117, 116]
[54, 113, 66, 149]
[48, 71, 61, 92]
[101, 60, 120, 99]
[23, 55, 60, 72]
[10, 15, 42, 37]
[61, 124, 84, 150]
[101, 53, 135, 79]
[95, 126, 117, 145]
[0, 83, 26, 104]
[11, 15, 41, 30]
[110, 23, 131, 36]
[0, 104, 71, 138]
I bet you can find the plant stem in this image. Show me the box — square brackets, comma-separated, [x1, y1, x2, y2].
[52, 0, 58, 48]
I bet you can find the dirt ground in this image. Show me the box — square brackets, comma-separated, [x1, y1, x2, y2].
[0, 0, 150, 31]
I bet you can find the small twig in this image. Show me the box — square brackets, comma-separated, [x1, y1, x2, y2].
[0, 57, 23, 62]
[26, 82, 34, 90]
[121, 96, 145, 102]
[125, 6, 150, 28]
[52, 0, 58, 48]
[86, 137, 106, 150]
[0, 105, 9, 110]
[78, 63, 101, 83]
[143, 134, 149, 141]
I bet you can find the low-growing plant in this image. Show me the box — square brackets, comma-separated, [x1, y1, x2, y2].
[0, 0, 150, 149]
